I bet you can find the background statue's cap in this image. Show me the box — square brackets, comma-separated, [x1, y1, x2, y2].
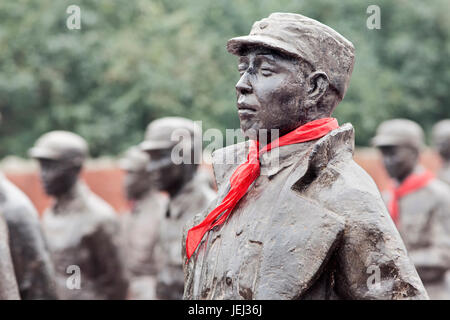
[119, 146, 149, 172]
[140, 117, 202, 153]
[432, 119, 450, 145]
[372, 119, 425, 151]
[29, 130, 88, 163]
[227, 12, 355, 99]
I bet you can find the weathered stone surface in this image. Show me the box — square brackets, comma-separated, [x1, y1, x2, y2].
[0, 172, 57, 299]
[183, 13, 427, 300]
[140, 117, 216, 299]
[0, 210, 20, 300]
[375, 119, 450, 299]
[30, 131, 128, 300]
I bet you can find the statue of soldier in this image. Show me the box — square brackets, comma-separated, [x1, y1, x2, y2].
[29, 130, 128, 300]
[183, 13, 428, 300]
[0, 172, 58, 299]
[119, 146, 169, 300]
[373, 119, 450, 299]
[1, 112, 54, 300]
[0, 210, 20, 300]
[432, 119, 450, 185]
[140, 117, 216, 300]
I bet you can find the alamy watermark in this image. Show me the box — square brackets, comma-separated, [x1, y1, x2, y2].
[366, 5, 381, 29]
[66, 265, 81, 290]
[66, 5, 81, 30]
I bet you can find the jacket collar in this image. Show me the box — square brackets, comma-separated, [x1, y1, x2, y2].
[212, 123, 355, 191]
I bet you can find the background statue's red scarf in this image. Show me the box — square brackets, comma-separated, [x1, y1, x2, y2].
[387, 171, 434, 225]
[185, 117, 339, 261]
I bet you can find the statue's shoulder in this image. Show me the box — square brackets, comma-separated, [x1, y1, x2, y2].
[424, 178, 450, 207]
[82, 186, 118, 232]
[211, 141, 249, 191]
[0, 175, 39, 226]
[296, 123, 391, 227]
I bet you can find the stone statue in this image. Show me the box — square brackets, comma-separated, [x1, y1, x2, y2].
[432, 119, 450, 185]
[183, 13, 428, 300]
[29, 131, 128, 300]
[119, 146, 169, 300]
[0, 210, 20, 300]
[140, 117, 216, 300]
[373, 119, 450, 299]
[0, 172, 58, 299]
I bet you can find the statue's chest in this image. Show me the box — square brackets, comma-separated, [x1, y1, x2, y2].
[191, 176, 279, 299]
[398, 189, 435, 248]
[189, 169, 342, 300]
[43, 212, 101, 273]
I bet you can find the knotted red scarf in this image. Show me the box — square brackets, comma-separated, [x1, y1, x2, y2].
[185, 117, 339, 261]
[387, 170, 434, 225]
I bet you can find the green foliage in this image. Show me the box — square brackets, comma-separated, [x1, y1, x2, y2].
[0, 0, 449, 157]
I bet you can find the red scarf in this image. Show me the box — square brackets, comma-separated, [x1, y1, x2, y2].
[387, 170, 434, 225]
[185, 118, 339, 261]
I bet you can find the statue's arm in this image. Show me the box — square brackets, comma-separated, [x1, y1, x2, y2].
[0, 212, 20, 300]
[5, 206, 58, 299]
[91, 218, 129, 299]
[321, 161, 429, 300]
[408, 197, 450, 282]
[332, 185, 429, 299]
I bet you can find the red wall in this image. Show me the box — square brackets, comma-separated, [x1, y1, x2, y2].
[6, 168, 130, 215]
[4, 149, 443, 215]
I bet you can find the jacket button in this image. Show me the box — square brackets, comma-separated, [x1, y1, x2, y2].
[225, 271, 233, 286]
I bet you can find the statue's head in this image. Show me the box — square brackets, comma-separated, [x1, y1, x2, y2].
[227, 13, 355, 140]
[140, 117, 201, 194]
[29, 131, 88, 197]
[432, 119, 450, 162]
[119, 146, 151, 200]
[372, 119, 424, 182]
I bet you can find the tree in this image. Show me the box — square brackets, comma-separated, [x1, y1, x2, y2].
[1, 0, 449, 158]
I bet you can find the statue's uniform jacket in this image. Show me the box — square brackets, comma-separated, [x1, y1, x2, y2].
[120, 191, 169, 300]
[155, 172, 216, 300]
[183, 124, 428, 300]
[438, 164, 450, 186]
[0, 173, 57, 299]
[0, 210, 20, 299]
[42, 181, 128, 300]
[383, 173, 450, 299]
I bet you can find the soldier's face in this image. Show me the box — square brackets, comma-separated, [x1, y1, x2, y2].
[124, 170, 151, 200]
[434, 138, 450, 161]
[379, 145, 418, 182]
[38, 159, 80, 196]
[145, 148, 185, 192]
[235, 48, 308, 140]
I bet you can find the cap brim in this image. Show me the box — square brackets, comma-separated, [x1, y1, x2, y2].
[118, 158, 144, 172]
[28, 147, 60, 160]
[227, 35, 300, 59]
[139, 140, 175, 151]
[371, 135, 404, 148]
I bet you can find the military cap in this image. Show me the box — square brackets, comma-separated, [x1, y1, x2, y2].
[29, 130, 88, 164]
[140, 117, 201, 151]
[118, 146, 149, 172]
[432, 119, 450, 146]
[372, 119, 425, 151]
[227, 12, 355, 99]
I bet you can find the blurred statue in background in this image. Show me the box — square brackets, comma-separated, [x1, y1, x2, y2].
[373, 119, 450, 299]
[0, 208, 20, 299]
[140, 117, 216, 300]
[183, 13, 427, 300]
[119, 146, 169, 300]
[1, 112, 54, 300]
[432, 119, 450, 185]
[29, 131, 128, 300]
[0, 172, 58, 299]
